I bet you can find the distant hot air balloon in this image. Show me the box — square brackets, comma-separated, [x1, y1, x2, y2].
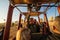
[57, 5, 60, 16]
[4, 19, 5, 21]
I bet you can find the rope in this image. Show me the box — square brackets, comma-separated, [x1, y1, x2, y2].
[9, 0, 22, 13]
[44, 3, 51, 13]
[55, 7, 56, 19]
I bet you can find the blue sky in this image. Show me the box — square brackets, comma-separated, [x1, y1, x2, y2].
[0, 0, 59, 23]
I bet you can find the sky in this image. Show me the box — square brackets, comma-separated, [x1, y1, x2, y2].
[0, 0, 59, 23]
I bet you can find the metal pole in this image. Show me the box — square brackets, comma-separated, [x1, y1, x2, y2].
[43, 13, 50, 35]
[44, 13, 49, 29]
[24, 16, 26, 23]
[18, 14, 22, 30]
[3, 4, 14, 40]
[27, 4, 32, 12]
[38, 15, 40, 24]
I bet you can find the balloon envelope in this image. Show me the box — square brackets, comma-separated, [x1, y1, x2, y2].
[11, 0, 33, 4]
[57, 5, 60, 15]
